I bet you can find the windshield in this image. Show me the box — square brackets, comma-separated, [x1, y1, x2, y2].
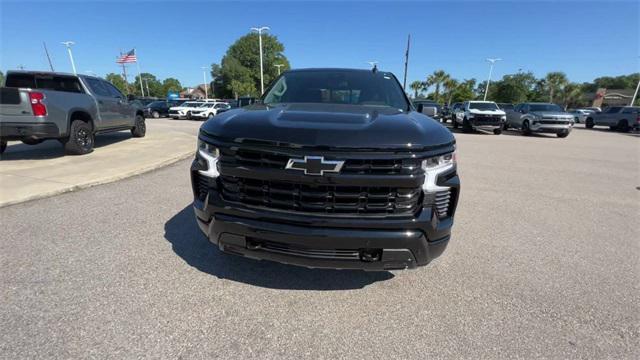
[469, 102, 499, 111]
[528, 104, 563, 112]
[263, 70, 409, 111]
[183, 102, 202, 108]
[148, 101, 165, 107]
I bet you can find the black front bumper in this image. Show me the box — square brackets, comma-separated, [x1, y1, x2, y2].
[190, 158, 459, 271]
[0, 122, 60, 141]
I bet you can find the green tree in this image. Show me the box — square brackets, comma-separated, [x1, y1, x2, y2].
[409, 80, 424, 99]
[105, 73, 129, 95]
[0, 71, 4, 86]
[443, 78, 458, 105]
[545, 72, 568, 103]
[133, 73, 163, 97]
[162, 78, 182, 96]
[211, 32, 290, 98]
[491, 72, 537, 103]
[425, 70, 450, 103]
[562, 83, 585, 109]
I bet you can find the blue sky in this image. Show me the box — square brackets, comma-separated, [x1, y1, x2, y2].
[1, 0, 638, 88]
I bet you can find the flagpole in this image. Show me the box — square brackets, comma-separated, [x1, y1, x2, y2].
[135, 48, 144, 97]
[119, 51, 130, 95]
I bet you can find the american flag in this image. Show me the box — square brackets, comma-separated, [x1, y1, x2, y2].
[116, 49, 137, 64]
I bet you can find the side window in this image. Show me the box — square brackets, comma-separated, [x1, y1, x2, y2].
[85, 78, 111, 97]
[514, 104, 521, 112]
[103, 81, 124, 98]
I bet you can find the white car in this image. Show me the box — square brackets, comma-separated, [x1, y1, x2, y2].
[190, 102, 232, 120]
[453, 101, 506, 135]
[168, 101, 206, 120]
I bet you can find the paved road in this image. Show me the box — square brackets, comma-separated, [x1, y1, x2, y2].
[0, 119, 201, 207]
[1, 125, 638, 359]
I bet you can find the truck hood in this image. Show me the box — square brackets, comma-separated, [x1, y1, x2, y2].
[199, 103, 455, 150]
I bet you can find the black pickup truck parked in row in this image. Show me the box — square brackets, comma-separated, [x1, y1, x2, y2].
[191, 68, 460, 271]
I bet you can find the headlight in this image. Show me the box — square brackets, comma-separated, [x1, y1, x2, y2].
[197, 139, 220, 178]
[422, 152, 456, 171]
[422, 151, 456, 193]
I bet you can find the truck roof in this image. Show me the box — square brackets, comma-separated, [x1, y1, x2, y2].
[285, 68, 396, 77]
[7, 70, 80, 77]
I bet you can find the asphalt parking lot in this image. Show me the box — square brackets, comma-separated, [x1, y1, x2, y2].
[0, 124, 638, 359]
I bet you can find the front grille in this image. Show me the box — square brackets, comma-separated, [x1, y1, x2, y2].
[219, 148, 421, 176]
[250, 239, 360, 260]
[219, 176, 421, 216]
[169, 110, 179, 115]
[423, 189, 453, 218]
[471, 115, 502, 124]
[434, 190, 451, 217]
[195, 174, 213, 201]
[540, 119, 569, 125]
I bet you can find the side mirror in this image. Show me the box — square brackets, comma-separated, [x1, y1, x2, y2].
[127, 94, 135, 101]
[420, 106, 438, 117]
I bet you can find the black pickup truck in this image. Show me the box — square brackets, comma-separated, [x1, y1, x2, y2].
[191, 68, 460, 271]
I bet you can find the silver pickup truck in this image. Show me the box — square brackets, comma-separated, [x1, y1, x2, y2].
[0, 71, 145, 155]
[585, 106, 640, 132]
[504, 102, 573, 138]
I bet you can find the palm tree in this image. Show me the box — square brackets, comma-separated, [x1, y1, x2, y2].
[545, 72, 568, 103]
[562, 83, 584, 109]
[426, 70, 450, 103]
[443, 78, 459, 105]
[409, 80, 425, 99]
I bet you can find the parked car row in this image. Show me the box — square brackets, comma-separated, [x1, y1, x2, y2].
[584, 106, 640, 132]
[167, 100, 231, 120]
[414, 99, 575, 137]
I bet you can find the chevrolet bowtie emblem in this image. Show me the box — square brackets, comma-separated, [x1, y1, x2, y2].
[285, 156, 344, 176]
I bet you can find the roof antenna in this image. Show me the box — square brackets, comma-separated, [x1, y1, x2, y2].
[367, 61, 378, 73]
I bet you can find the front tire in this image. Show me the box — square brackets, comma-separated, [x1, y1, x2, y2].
[186, 111, 192, 120]
[493, 128, 502, 135]
[462, 118, 472, 133]
[0, 140, 7, 155]
[131, 115, 146, 138]
[152, 111, 160, 119]
[207, 113, 214, 120]
[585, 118, 594, 129]
[557, 131, 569, 138]
[522, 120, 532, 135]
[64, 120, 94, 155]
[617, 120, 630, 132]
[503, 122, 509, 130]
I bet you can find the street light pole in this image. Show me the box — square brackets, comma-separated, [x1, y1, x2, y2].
[61, 41, 77, 75]
[274, 64, 284, 75]
[201, 66, 208, 99]
[484, 58, 502, 101]
[250, 26, 270, 94]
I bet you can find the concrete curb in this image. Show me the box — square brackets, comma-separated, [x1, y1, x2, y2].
[0, 150, 193, 208]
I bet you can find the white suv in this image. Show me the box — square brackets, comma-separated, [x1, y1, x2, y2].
[190, 102, 231, 120]
[453, 101, 506, 135]
[168, 101, 206, 120]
